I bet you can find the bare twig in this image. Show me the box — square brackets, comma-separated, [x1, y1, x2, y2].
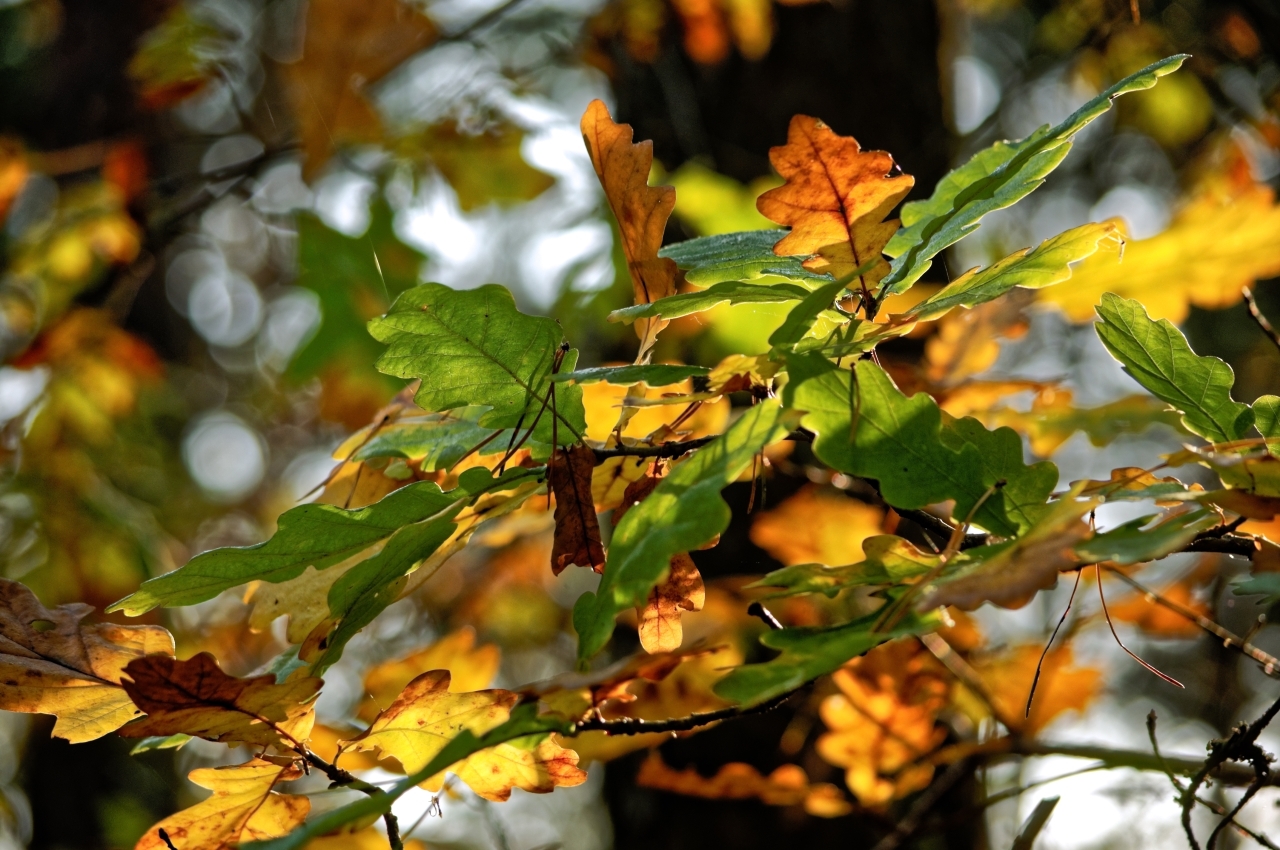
[870, 758, 973, 850]
[572, 689, 798, 736]
[1028, 568, 1083, 718]
[747, 601, 783, 630]
[1096, 563, 1184, 688]
[1245, 287, 1280, 355]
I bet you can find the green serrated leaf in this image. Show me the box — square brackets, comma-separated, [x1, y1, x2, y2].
[785, 355, 1056, 537]
[572, 400, 793, 663]
[749, 535, 940, 598]
[905, 222, 1120, 322]
[109, 467, 536, 615]
[766, 281, 849, 353]
[608, 280, 812, 325]
[1075, 509, 1218, 565]
[658, 230, 833, 286]
[1233, 573, 1280, 604]
[369, 283, 587, 444]
[881, 55, 1187, 297]
[714, 613, 936, 707]
[551, 364, 710, 386]
[352, 409, 504, 471]
[1095, 293, 1253, 444]
[1254, 395, 1280, 457]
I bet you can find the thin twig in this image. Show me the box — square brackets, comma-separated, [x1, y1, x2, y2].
[1096, 563, 1184, 688]
[870, 758, 973, 850]
[1028, 568, 1083, 718]
[304, 750, 403, 850]
[1245, 287, 1280, 355]
[747, 601, 783, 630]
[572, 690, 797, 735]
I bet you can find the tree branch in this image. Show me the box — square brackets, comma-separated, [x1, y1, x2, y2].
[571, 689, 798, 736]
[1245, 287, 1280, 355]
[304, 750, 403, 850]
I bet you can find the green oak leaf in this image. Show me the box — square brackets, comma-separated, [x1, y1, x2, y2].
[658, 230, 832, 286]
[609, 280, 812, 324]
[1075, 509, 1219, 565]
[749, 535, 940, 598]
[1233, 573, 1280, 605]
[713, 612, 937, 707]
[352, 408, 521, 471]
[881, 55, 1187, 297]
[551, 364, 710, 386]
[109, 467, 536, 615]
[369, 283, 587, 444]
[572, 400, 794, 662]
[1254, 395, 1280, 456]
[785, 355, 1055, 537]
[1095, 293, 1253, 444]
[905, 222, 1120, 322]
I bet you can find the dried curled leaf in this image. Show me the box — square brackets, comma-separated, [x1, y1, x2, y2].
[757, 116, 913, 289]
[120, 653, 320, 748]
[0, 578, 174, 743]
[581, 100, 678, 358]
[636, 753, 852, 817]
[342, 670, 586, 800]
[135, 758, 309, 850]
[549, 445, 606, 574]
[636, 553, 705, 653]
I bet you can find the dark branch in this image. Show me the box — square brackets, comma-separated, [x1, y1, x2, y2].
[572, 690, 797, 736]
[304, 750, 403, 850]
[591, 430, 812, 461]
[895, 508, 990, 550]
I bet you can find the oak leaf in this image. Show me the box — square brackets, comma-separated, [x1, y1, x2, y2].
[0, 577, 174, 742]
[342, 670, 586, 800]
[757, 116, 914, 292]
[135, 758, 308, 850]
[636, 553, 705, 653]
[581, 100, 679, 358]
[285, 0, 437, 176]
[636, 753, 852, 817]
[358, 627, 500, 721]
[750, 485, 883, 567]
[978, 644, 1100, 736]
[120, 653, 320, 748]
[548, 445, 606, 574]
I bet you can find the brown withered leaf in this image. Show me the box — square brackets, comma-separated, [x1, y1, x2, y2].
[548, 445, 606, 574]
[358, 627, 500, 721]
[581, 100, 678, 358]
[613, 461, 665, 526]
[757, 115, 914, 291]
[342, 670, 586, 800]
[285, 0, 437, 177]
[636, 753, 852, 817]
[0, 577, 174, 743]
[521, 646, 707, 722]
[120, 653, 320, 748]
[135, 758, 308, 850]
[922, 498, 1095, 611]
[636, 553, 705, 653]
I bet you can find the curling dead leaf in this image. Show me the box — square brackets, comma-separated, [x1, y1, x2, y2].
[757, 116, 914, 292]
[342, 670, 586, 800]
[1108, 579, 1206, 639]
[1040, 181, 1280, 323]
[636, 753, 852, 817]
[816, 641, 948, 808]
[285, 0, 437, 177]
[119, 653, 320, 748]
[923, 497, 1096, 611]
[0, 577, 174, 742]
[978, 644, 1100, 736]
[549, 445, 606, 574]
[581, 100, 678, 358]
[636, 553, 705, 653]
[359, 627, 501, 721]
[135, 758, 308, 850]
[750, 486, 884, 566]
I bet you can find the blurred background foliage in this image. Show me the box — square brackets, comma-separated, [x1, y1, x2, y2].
[2, 0, 1280, 848]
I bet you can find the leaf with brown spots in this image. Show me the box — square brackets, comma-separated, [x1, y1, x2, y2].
[548, 445, 606, 574]
[119, 653, 320, 749]
[135, 758, 308, 850]
[0, 577, 174, 743]
[636, 553, 705, 653]
[757, 116, 914, 299]
[636, 753, 852, 817]
[341, 670, 586, 800]
[581, 100, 679, 358]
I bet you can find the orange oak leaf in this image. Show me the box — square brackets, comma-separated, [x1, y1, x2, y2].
[978, 644, 1100, 736]
[342, 670, 586, 800]
[548, 444, 606, 574]
[358, 627, 501, 721]
[0, 578, 174, 743]
[135, 758, 308, 850]
[119, 653, 320, 748]
[1108, 580, 1207, 639]
[581, 100, 678, 358]
[636, 753, 852, 817]
[757, 116, 914, 297]
[636, 553, 705, 653]
[750, 485, 884, 567]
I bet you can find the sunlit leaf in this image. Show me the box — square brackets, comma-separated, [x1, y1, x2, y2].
[128, 5, 233, 109]
[359, 627, 500, 721]
[1075, 509, 1219, 565]
[750, 534, 939, 598]
[658, 230, 831, 286]
[749, 485, 883, 567]
[635, 552, 704, 653]
[609, 279, 813, 324]
[636, 753, 851, 817]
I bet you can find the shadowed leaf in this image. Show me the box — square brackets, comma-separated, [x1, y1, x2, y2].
[549, 445, 606, 574]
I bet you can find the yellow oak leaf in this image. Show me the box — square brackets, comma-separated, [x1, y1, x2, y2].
[119, 653, 320, 748]
[342, 670, 586, 801]
[1039, 182, 1280, 323]
[581, 100, 679, 359]
[636, 552, 705, 653]
[978, 644, 1100, 736]
[636, 753, 852, 817]
[135, 758, 308, 850]
[750, 485, 883, 566]
[0, 577, 174, 743]
[757, 116, 914, 294]
[358, 627, 501, 721]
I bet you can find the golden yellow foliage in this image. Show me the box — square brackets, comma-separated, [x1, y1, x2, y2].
[636, 552, 705, 653]
[979, 644, 1101, 737]
[359, 627, 501, 721]
[750, 485, 883, 566]
[636, 753, 852, 817]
